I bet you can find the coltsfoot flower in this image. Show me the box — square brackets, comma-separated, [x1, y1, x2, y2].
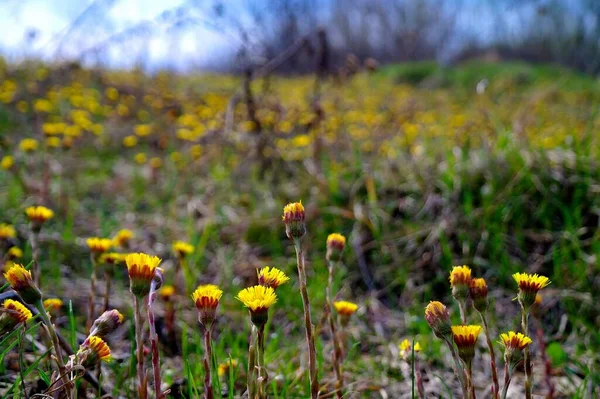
[78, 335, 112, 368]
[89, 309, 124, 339]
[283, 201, 306, 239]
[19, 138, 39, 153]
[334, 300, 358, 326]
[258, 266, 290, 289]
[449, 265, 472, 301]
[452, 325, 482, 363]
[1, 155, 14, 170]
[469, 278, 489, 312]
[237, 285, 277, 327]
[399, 339, 422, 359]
[326, 233, 346, 262]
[160, 285, 176, 301]
[0, 299, 32, 335]
[425, 301, 452, 339]
[113, 229, 134, 247]
[500, 331, 532, 367]
[87, 237, 113, 254]
[7, 247, 23, 260]
[99, 252, 125, 265]
[513, 273, 550, 309]
[25, 206, 54, 226]
[4, 263, 42, 303]
[43, 298, 63, 312]
[173, 241, 194, 258]
[0, 223, 16, 240]
[218, 359, 239, 377]
[125, 253, 162, 297]
[192, 284, 223, 327]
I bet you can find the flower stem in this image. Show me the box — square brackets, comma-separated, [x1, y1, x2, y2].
[35, 300, 72, 396]
[103, 271, 112, 313]
[467, 360, 476, 399]
[134, 295, 148, 399]
[444, 338, 469, 399]
[479, 311, 499, 399]
[148, 279, 163, 399]
[500, 363, 513, 399]
[326, 260, 343, 399]
[293, 238, 319, 399]
[458, 300, 468, 324]
[203, 326, 214, 399]
[87, 254, 97, 333]
[256, 325, 268, 399]
[247, 328, 257, 399]
[521, 308, 532, 399]
[30, 230, 40, 287]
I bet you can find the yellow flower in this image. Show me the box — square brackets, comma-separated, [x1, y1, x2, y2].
[258, 266, 290, 289]
[449, 265, 472, 301]
[7, 247, 23, 260]
[513, 272, 550, 308]
[499, 331, 532, 351]
[218, 359, 238, 377]
[43, 298, 63, 311]
[123, 135, 138, 147]
[19, 138, 39, 153]
[160, 285, 176, 301]
[192, 284, 223, 311]
[134, 124, 152, 137]
[425, 301, 452, 339]
[1, 155, 14, 170]
[414, 342, 422, 352]
[452, 325, 482, 362]
[326, 233, 346, 262]
[125, 253, 162, 297]
[99, 252, 125, 265]
[150, 157, 163, 169]
[172, 241, 194, 257]
[79, 336, 111, 367]
[282, 201, 306, 239]
[87, 237, 113, 254]
[4, 263, 42, 303]
[113, 229, 134, 247]
[333, 300, 358, 316]
[46, 137, 61, 148]
[0, 223, 16, 240]
[2, 299, 33, 323]
[105, 87, 119, 101]
[469, 277, 489, 312]
[399, 339, 422, 358]
[134, 152, 147, 164]
[399, 339, 411, 352]
[237, 285, 277, 327]
[25, 206, 54, 224]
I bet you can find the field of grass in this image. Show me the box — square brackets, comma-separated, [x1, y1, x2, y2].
[0, 59, 599, 398]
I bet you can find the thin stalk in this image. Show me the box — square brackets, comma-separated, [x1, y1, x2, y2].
[534, 316, 555, 398]
[444, 338, 469, 399]
[522, 309, 532, 399]
[30, 230, 40, 288]
[148, 280, 163, 399]
[415, 355, 425, 399]
[134, 295, 148, 399]
[293, 238, 319, 399]
[102, 271, 112, 313]
[467, 360, 476, 399]
[479, 311, 499, 399]
[326, 261, 343, 399]
[203, 326, 214, 399]
[35, 300, 72, 396]
[247, 328, 257, 399]
[256, 325, 267, 399]
[87, 254, 97, 333]
[411, 342, 415, 399]
[500, 363, 513, 399]
[458, 300, 468, 324]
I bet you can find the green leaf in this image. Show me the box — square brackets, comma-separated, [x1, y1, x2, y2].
[546, 342, 568, 366]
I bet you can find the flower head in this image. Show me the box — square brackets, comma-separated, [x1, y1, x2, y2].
[258, 266, 290, 289]
[326, 233, 346, 262]
[399, 339, 422, 359]
[4, 263, 42, 303]
[192, 284, 223, 327]
[236, 285, 277, 327]
[87, 237, 113, 254]
[218, 359, 238, 377]
[173, 241, 194, 258]
[78, 336, 111, 368]
[282, 201, 306, 239]
[89, 309, 124, 339]
[425, 301, 452, 339]
[99, 252, 125, 265]
[0, 223, 16, 240]
[452, 325, 482, 363]
[43, 298, 63, 312]
[113, 229, 134, 247]
[500, 331, 532, 367]
[7, 247, 23, 260]
[19, 138, 39, 153]
[0, 299, 32, 335]
[25, 206, 54, 227]
[125, 253, 162, 297]
[160, 285, 176, 301]
[513, 273, 550, 309]
[449, 265, 471, 301]
[1, 155, 14, 170]
[469, 278, 489, 312]
[334, 300, 358, 326]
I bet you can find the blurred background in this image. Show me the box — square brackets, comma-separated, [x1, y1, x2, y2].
[2, 0, 600, 74]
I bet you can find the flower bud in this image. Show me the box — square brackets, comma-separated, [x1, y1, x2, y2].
[282, 202, 306, 239]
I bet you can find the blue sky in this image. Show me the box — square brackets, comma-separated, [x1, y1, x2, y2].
[0, 0, 234, 70]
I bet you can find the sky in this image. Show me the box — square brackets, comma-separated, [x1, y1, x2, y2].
[0, 0, 235, 71]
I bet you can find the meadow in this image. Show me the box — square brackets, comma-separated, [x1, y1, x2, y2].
[0, 59, 599, 398]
